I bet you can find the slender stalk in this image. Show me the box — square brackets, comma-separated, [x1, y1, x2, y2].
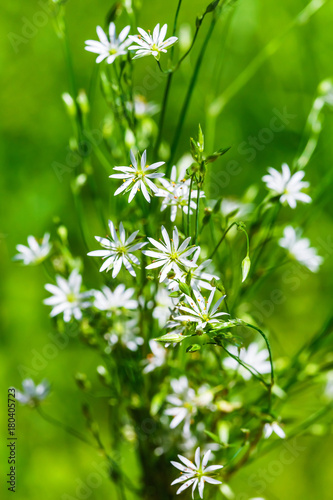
[168, 17, 217, 172]
[209, 221, 237, 259]
[194, 177, 201, 244]
[187, 174, 195, 236]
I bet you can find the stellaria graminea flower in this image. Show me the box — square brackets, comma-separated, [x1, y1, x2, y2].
[157, 165, 205, 222]
[174, 288, 228, 330]
[164, 376, 197, 434]
[87, 220, 147, 277]
[263, 422, 286, 439]
[279, 226, 323, 272]
[128, 23, 178, 60]
[85, 23, 131, 64]
[15, 379, 50, 407]
[143, 339, 167, 373]
[153, 287, 179, 327]
[143, 226, 198, 282]
[171, 447, 223, 498]
[14, 233, 51, 265]
[222, 343, 271, 381]
[262, 163, 311, 209]
[94, 284, 138, 314]
[44, 269, 93, 322]
[110, 149, 165, 203]
[168, 249, 219, 293]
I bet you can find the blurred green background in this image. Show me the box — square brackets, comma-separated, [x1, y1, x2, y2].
[1, 0, 333, 499]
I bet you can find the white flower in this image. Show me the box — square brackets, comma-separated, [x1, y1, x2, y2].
[15, 379, 50, 406]
[171, 447, 223, 498]
[157, 165, 205, 222]
[44, 269, 92, 322]
[279, 226, 323, 272]
[87, 220, 147, 277]
[94, 284, 137, 313]
[262, 163, 311, 208]
[222, 343, 271, 381]
[105, 318, 144, 352]
[143, 226, 198, 282]
[14, 233, 51, 265]
[164, 377, 197, 434]
[130, 95, 159, 118]
[168, 249, 219, 293]
[263, 422, 286, 439]
[153, 287, 178, 327]
[174, 288, 228, 330]
[128, 23, 178, 60]
[143, 339, 167, 373]
[110, 149, 165, 203]
[85, 23, 131, 64]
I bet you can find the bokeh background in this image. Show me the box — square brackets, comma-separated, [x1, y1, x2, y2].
[1, 0, 333, 499]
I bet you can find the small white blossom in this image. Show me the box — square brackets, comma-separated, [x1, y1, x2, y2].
[110, 149, 165, 203]
[164, 376, 197, 435]
[129, 23, 178, 60]
[143, 339, 167, 373]
[263, 422, 286, 439]
[130, 95, 159, 118]
[143, 226, 198, 282]
[174, 288, 228, 330]
[153, 287, 178, 327]
[94, 284, 137, 314]
[157, 165, 205, 222]
[85, 23, 131, 64]
[88, 220, 147, 277]
[44, 269, 92, 322]
[105, 318, 144, 352]
[14, 233, 51, 265]
[223, 343, 271, 381]
[15, 379, 50, 407]
[171, 447, 223, 498]
[279, 226, 323, 272]
[262, 163, 311, 209]
[168, 249, 219, 293]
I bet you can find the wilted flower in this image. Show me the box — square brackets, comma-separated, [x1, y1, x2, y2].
[129, 23, 178, 60]
[110, 149, 165, 203]
[223, 343, 271, 381]
[14, 233, 51, 265]
[174, 288, 228, 330]
[88, 220, 147, 277]
[15, 379, 50, 407]
[279, 226, 323, 272]
[143, 226, 198, 282]
[44, 269, 92, 322]
[85, 24, 131, 64]
[262, 163, 311, 208]
[171, 447, 223, 498]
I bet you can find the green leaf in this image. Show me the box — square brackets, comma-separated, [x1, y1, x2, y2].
[205, 0, 220, 14]
[154, 333, 184, 343]
[186, 344, 201, 352]
[204, 429, 221, 443]
[205, 146, 231, 164]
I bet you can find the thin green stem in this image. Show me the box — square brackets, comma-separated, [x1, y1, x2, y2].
[194, 177, 201, 244]
[37, 406, 94, 446]
[209, 221, 237, 259]
[187, 174, 195, 236]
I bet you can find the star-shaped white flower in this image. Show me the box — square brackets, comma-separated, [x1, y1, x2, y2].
[110, 149, 165, 203]
[279, 226, 323, 272]
[14, 233, 51, 265]
[44, 269, 92, 322]
[222, 343, 271, 381]
[15, 379, 50, 407]
[143, 339, 167, 373]
[262, 163, 311, 209]
[171, 447, 223, 498]
[87, 220, 147, 277]
[167, 249, 219, 293]
[143, 226, 198, 282]
[157, 165, 205, 222]
[94, 284, 137, 313]
[164, 376, 197, 434]
[128, 23, 178, 60]
[174, 288, 228, 330]
[263, 422, 286, 439]
[85, 23, 131, 64]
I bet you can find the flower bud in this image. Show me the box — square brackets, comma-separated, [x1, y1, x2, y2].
[241, 255, 251, 282]
[62, 92, 76, 117]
